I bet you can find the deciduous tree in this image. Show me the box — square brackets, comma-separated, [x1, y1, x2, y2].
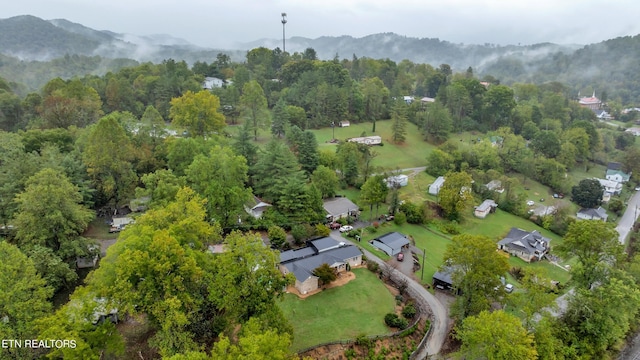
[438, 171, 473, 221]
[169, 90, 226, 137]
[443, 234, 510, 319]
[456, 310, 537, 360]
[571, 178, 604, 209]
[240, 80, 270, 140]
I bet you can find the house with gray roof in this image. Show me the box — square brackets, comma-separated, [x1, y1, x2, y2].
[429, 176, 445, 195]
[279, 237, 362, 294]
[497, 228, 550, 262]
[323, 197, 360, 222]
[371, 232, 410, 256]
[577, 207, 608, 222]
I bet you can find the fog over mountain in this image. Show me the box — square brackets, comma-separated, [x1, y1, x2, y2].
[0, 15, 581, 71]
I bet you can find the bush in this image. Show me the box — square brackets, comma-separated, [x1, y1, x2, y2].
[384, 313, 408, 329]
[438, 220, 461, 235]
[372, 221, 379, 228]
[365, 225, 377, 233]
[315, 223, 330, 237]
[399, 201, 424, 224]
[291, 224, 307, 244]
[267, 225, 287, 249]
[393, 211, 407, 225]
[402, 304, 416, 319]
[367, 261, 380, 273]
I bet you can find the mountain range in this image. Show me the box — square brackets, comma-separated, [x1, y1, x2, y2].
[1, 15, 640, 104]
[0, 15, 579, 68]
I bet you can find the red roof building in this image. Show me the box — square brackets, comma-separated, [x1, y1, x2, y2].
[578, 92, 602, 110]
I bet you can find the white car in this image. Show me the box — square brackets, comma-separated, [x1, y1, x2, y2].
[505, 284, 514, 293]
[526, 200, 535, 206]
[339, 225, 353, 233]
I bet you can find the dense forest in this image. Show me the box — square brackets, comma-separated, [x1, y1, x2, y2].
[2, 39, 640, 360]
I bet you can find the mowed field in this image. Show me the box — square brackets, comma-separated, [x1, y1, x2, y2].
[278, 268, 396, 351]
[310, 119, 435, 170]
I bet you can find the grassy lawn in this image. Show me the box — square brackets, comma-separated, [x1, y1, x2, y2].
[460, 209, 562, 245]
[507, 256, 571, 285]
[278, 268, 395, 351]
[310, 120, 436, 170]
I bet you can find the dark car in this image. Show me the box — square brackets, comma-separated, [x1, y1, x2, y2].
[329, 222, 341, 230]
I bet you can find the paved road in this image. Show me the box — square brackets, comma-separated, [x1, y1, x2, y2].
[331, 232, 448, 358]
[616, 190, 640, 244]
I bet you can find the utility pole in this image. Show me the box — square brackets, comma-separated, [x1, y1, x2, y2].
[281, 13, 287, 53]
[421, 249, 426, 281]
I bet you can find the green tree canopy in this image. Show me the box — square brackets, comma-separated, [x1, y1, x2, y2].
[571, 178, 604, 209]
[169, 90, 226, 137]
[456, 310, 537, 360]
[443, 234, 510, 319]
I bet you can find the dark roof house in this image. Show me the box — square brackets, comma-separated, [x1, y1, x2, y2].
[497, 228, 550, 262]
[279, 237, 363, 295]
[371, 232, 410, 256]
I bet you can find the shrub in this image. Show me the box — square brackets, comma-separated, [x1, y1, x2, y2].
[291, 224, 307, 244]
[367, 261, 380, 273]
[402, 304, 416, 319]
[438, 220, 461, 235]
[399, 201, 424, 224]
[365, 225, 377, 233]
[372, 221, 380, 228]
[384, 313, 408, 329]
[509, 266, 525, 281]
[393, 211, 407, 225]
[267, 225, 287, 249]
[315, 223, 330, 237]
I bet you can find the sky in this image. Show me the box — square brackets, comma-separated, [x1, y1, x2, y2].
[4, 0, 640, 49]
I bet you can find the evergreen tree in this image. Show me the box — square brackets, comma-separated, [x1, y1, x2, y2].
[391, 100, 408, 143]
[271, 98, 288, 138]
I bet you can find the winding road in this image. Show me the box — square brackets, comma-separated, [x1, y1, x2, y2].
[331, 231, 448, 358]
[615, 190, 640, 244]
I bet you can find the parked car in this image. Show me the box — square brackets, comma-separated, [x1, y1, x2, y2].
[339, 225, 353, 233]
[329, 222, 341, 230]
[636, 186, 640, 191]
[505, 283, 514, 293]
[526, 200, 535, 206]
[397, 252, 404, 261]
[553, 193, 565, 199]
[385, 214, 395, 221]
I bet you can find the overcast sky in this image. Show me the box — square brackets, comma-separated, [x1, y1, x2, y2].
[4, 0, 640, 49]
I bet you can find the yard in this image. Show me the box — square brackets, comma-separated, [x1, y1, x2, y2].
[310, 119, 435, 170]
[278, 268, 396, 351]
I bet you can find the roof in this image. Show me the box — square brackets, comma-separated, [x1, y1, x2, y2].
[433, 266, 454, 285]
[606, 169, 630, 180]
[309, 237, 343, 253]
[498, 228, 550, 256]
[280, 246, 316, 263]
[374, 232, 410, 251]
[577, 207, 608, 220]
[282, 245, 362, 283]
[430, 176, 445, 188]
[475, 199, 497, 212]
[485, 180, 502, 191]
[596, 178, 622, 190]
[579, 96, 601, 105]
[607, 162, 622, 171]
[323, 197, 359, 216]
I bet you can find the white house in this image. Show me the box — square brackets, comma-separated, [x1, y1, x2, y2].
[606, 169, 631, 183]
[626, 127, 640, 136]
[385, 174, 409, 188]
[577, 207, 608, 222]
[348, 136, 382, 145]
[485, 180, 504, 193]
[202, 77, 224, 89]
[429, 176, 445, 195]
[596, 178, 623, 195]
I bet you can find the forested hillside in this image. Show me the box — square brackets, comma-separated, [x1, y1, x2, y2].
[3, 27, 640, 359]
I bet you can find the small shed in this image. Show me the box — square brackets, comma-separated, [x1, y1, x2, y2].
[433, 267, 455, 291]
[338, 121, 350, 127]
[474, 199, 498, 219]
[371, 232, 410, 256]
